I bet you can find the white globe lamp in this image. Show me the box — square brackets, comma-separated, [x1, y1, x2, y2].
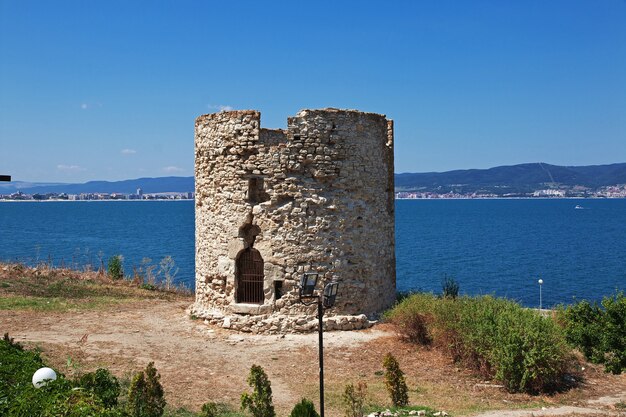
[32, 367, 57, 388]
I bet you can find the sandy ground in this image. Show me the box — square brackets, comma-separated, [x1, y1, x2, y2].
[2, 298, 626, 417]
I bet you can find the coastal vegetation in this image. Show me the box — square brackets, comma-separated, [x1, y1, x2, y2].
[0, 334, 237, 417]
[385, 293, 573, 394]
[382, 354, 409, 407]
[1, 340, 441, 417]
[2, 262, 625, 416]
[288, 398, 319, 417]
[240, 365, 276, 417]
[108, 255, 124, 280]
[0, 262, 188, 313]
[557, 291, 626, 375]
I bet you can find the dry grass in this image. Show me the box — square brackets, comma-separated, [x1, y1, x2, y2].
[0, 262, 191, 311]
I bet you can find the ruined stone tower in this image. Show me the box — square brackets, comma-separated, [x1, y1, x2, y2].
[192, 108, 395, 332]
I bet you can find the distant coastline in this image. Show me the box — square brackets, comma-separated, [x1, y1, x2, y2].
[394, 196, 621, 200]
[4, 162, 626, 200]
[0, 199, 193, 203]
[2, 196, 624, 202]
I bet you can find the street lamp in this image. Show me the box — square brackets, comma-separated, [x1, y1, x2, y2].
[298, 272, 339, 417]
[300, 272, 318, 297]
[538, 278, 544, 311]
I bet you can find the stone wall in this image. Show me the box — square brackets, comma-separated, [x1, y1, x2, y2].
[193, 108, 395, 331]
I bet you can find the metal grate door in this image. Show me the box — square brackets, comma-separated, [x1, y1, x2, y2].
[236, 248, 264, 303]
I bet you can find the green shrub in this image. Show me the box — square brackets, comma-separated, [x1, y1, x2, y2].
[127, 362, 166, 417]
[557, 300, 603, 361]
[79, 368, 121, 408]
[0, 333, 46, 416]
[288, 398, 319, 417]
[383, 353, 409, 407]
[384, 293, 436, 345]
[108, 255, 124, 280]
[1, 336, 126, 416]
[490, 306, 568, 393]
[198, 403, 242, 417]
[241, 365, 275, 417]
[11, 378, 125, 417]
[559, 291, 626, 374]
[201, 402, 219, 417]
[341, 381, 367, 417]
[441, 275, 459, 299]
[600, 291, 626, 373]
[385, 294, 571, 393]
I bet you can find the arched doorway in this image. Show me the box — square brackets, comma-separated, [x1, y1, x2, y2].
[235, 248, 264, 303]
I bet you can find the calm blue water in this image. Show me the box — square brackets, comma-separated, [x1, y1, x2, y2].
[1, 199, 624, 307]
[0, 201, 195, 289]
[396, 199, 626, 307]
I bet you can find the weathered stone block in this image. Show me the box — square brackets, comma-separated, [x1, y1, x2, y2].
[194, 108, 396, 333]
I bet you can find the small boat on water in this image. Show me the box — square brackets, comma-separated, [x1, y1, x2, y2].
[575, 205, 584, 209]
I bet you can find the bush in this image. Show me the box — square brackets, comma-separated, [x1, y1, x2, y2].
[341, 381, 367, 417]
[383, 354, 409, 407]
[441, 275, 459, 299]
[127, 362, 166, 417]
[241, 365, 275, 417]
[384, 294, 436, 345]
[289, 398, 319, 417]
[385, 294, 571, 393]
[201, 402, 218, 417]
[79, 368, 121, 408]
[559, 291, 626, 374]
[1, 335, 126, 417]
[108, 255, 124, 280]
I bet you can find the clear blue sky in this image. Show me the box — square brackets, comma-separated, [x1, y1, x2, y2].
[1, 0, 625, 183]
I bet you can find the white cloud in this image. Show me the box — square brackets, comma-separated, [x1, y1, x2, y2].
[80, 103, 88, 110]
[162, 166, 184, 173]
[208, 104, 234, 112]
[121, 148, 137, 155]
[57, 164, 85, 172]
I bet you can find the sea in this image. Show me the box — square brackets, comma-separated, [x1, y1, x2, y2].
[1, 199, 625, 308]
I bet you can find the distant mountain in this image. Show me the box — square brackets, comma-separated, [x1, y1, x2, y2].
[0, 177, 194, 195]
[395, 162, 626, 195]
[3, 162, 625, 197]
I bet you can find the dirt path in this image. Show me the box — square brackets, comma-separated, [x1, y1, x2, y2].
[1, 299, 386, 412]
[2, 299, 626, 416]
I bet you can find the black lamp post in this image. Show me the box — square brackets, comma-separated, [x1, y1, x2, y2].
[298, 272, 339, 417]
